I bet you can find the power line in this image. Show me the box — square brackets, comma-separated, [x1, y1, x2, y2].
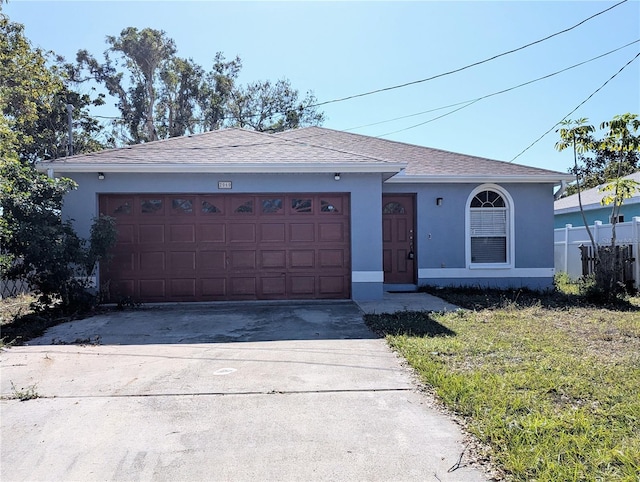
[119, 42, 638, 153]
[376, 100, 482, 138]
[90, 36, 638, 138]
[354, 39, 639, 137]
[310, 0, 629, 108]
[67, 48, 638, 157]
[510, 50, 640, 163]
[85, 0, 632, 129]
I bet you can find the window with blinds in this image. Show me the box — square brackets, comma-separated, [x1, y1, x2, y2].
[469, 190, 508, 264]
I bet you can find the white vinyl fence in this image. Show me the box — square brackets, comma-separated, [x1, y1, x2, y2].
[554, 216, 640, 288]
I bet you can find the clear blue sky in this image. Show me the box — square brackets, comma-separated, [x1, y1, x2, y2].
[5, 0, 640, 174]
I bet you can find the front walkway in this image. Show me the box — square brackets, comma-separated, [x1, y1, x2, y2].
[356, 291, 461, 314]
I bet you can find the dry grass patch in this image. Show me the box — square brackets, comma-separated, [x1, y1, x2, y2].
[1, 293, 106, 346]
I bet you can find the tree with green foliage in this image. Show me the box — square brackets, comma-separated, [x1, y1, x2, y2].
[73, 27, 323, 143]
[556, 118, 598, 253]
[197, 52, 242, 132]
[564, 114, 640, 195]
[0, 12, 106, 164]
[0, 158, 117, 311]
[597, 113, 640, 247]
[74, 27, 177, 144]
[156, 56, 203, 138]
[556, 113, 640, 301]
[1, 11, 115, 310]
[227, 78, 325, 133]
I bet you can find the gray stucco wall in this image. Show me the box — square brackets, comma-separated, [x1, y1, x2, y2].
[58, 171, 556, 298]
[59, 171, 384, 300]
[384, 181, 556, 289]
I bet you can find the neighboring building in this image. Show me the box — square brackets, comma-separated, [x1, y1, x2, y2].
[554, 171, 640, 228]
[37, 127, 570, 302]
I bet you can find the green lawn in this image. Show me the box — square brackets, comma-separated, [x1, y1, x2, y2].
[365, 291, 640, 481]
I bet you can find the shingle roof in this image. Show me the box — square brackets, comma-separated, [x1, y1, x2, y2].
[277, 126, 569, 181]
[554, 171, 640, 212]
[37, 127, 404, 173]
[38, 125, 569, 182]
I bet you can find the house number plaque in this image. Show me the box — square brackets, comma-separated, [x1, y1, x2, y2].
[218, 181, 232, 189]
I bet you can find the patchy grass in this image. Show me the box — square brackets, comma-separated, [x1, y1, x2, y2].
[1, 294, 37, 347]
[0, 293, 109, 346]
[366, 291, 640, 481]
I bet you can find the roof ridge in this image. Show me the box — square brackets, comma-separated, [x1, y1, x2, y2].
[279, 126, 566, 176]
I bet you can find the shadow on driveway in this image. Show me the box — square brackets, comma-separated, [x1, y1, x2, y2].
[25, 301, 378, 346]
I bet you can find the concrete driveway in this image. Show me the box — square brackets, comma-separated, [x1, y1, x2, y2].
[1, 302, 487, 481]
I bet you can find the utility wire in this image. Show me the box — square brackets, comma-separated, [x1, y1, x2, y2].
[91, 36, 638, 141]
[510, 50, 640, 163]
[101, 47, 639, 153]
[72, 46, 638, 156]
[309, 0, 629, 108]
[357, 39, 640, 137]
[376, 100, 482, 138]
[85, 0, 628, 125]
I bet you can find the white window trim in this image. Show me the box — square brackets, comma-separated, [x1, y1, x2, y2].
[465, 183, 515, 269]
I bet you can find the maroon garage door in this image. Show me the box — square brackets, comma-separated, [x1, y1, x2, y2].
[99, 193, 351, 302]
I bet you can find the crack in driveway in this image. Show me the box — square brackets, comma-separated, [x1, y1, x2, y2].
[7, 387, 415, 400]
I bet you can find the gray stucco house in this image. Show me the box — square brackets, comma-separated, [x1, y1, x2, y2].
[37, 126, 570, 302]
[554, 171, 640, 228]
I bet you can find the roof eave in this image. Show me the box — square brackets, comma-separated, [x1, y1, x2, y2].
[37, 162, 407, 175]
[385, 174, 574, 184]
[555, 195, 640, 213]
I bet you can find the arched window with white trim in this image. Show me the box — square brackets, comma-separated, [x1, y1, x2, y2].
[467, 185, 513, 266]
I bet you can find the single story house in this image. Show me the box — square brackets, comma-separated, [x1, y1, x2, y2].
[554, 171, 640, 228]
[37, 126, 571, 302]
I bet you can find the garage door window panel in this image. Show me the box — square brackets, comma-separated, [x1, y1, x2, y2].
[113, 200, 132, 215]
[261, 198, 283, 214]
[141, 199, 163, 214]
[201, 199, 223, 214]
[321, 199, 340, 213]
[171, 198, 194, 215]
[291, 198, 313, 214]
[232, 198, 254, 214]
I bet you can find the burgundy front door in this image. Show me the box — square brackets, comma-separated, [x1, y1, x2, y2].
[382, 194, 416, 284]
